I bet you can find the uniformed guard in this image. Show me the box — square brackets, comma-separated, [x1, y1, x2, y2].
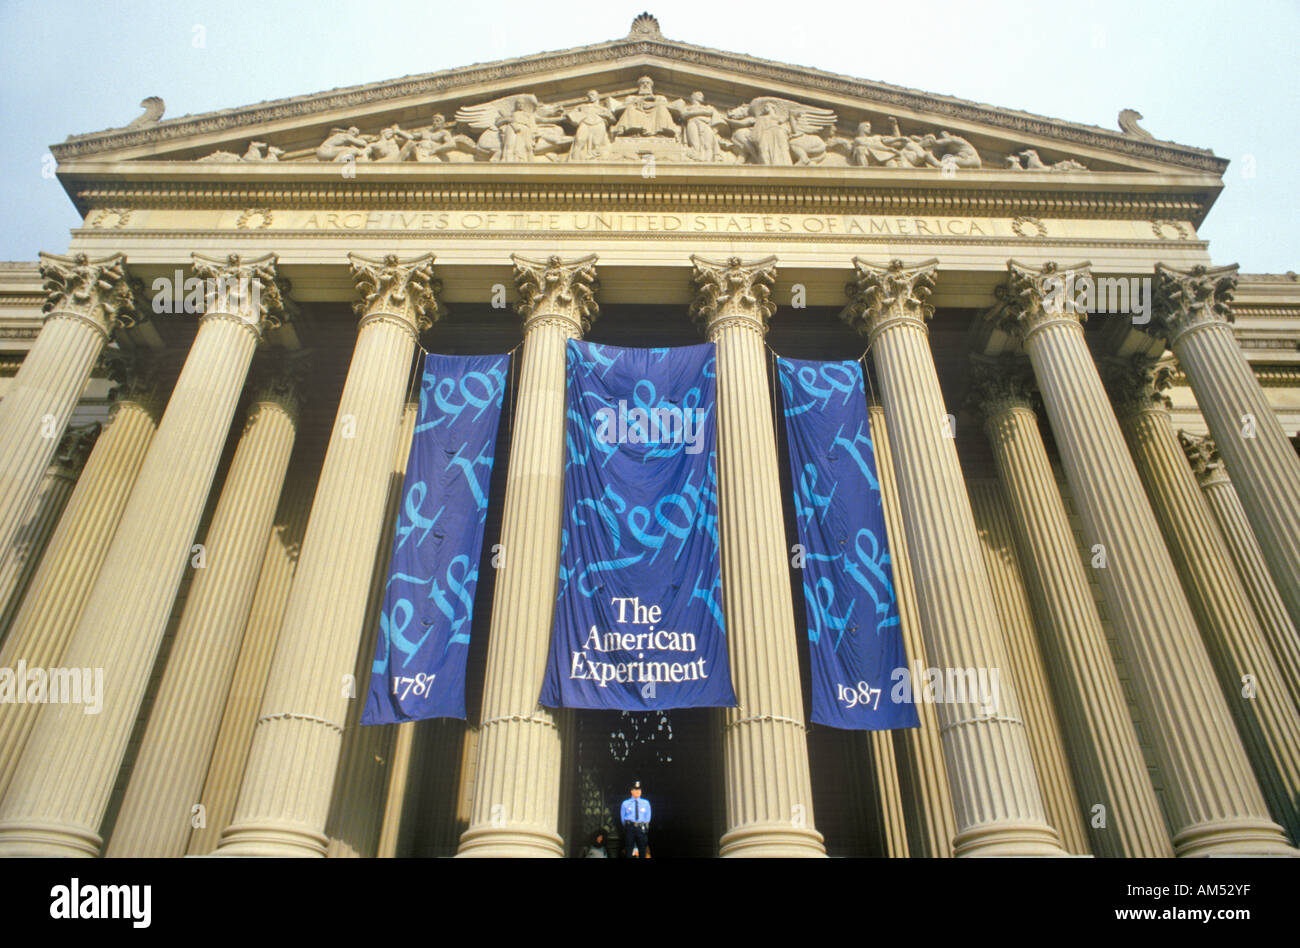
[619, 780, 652, 858]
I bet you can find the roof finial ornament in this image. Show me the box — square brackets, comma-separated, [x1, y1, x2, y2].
[126, 96, 165, 128]
[1118, 108, 1154, 141]
[628, 12, 662, 38]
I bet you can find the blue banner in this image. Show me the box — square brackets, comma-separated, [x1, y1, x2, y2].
[540, 341, 736, 711]
[778, 358, 918, 731]
[362, 351, 510, 724]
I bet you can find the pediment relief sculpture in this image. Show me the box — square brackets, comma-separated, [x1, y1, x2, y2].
[193, 81, 1094, 172]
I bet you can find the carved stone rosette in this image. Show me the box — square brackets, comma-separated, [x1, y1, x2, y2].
[841, 257, 937, 345]
[512, 253, 600, 336]
[1151, 263, 1239, 346]
[689, 254, 777, 338]
[191, 252, 293, 339]
[348, 252, 442, 339]
[38, 251, 140, 341]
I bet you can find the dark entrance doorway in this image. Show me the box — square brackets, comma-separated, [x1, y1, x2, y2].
[570, 708, 721, 857]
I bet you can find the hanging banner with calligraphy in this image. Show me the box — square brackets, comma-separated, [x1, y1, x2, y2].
[541, 341, 736, 711]
[777, 357, 918, 731]
[362, 351, 510, 724]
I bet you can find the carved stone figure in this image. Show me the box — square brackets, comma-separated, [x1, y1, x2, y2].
[198, 141, 284, 163]
[675, 91, 729, 162]
[849, 120, 904, 167]
[455, 94, 568, 162]
[399, 114, 478, 162]
[920, 130, 982, 169]
[610, 76, 680, 139]
[727, 97, 838, 165]
[359, 124, 411, 162]
[1005, 148, 1088, 172]
[316, 126, 370, 162]
[564, 91, 615, 161]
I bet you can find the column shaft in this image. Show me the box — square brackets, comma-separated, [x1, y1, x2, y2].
[0, 255, 130, 558]
[0, 424, 94, 632]
[186, 468, 313, 854]
[0, 385, 160, 803]
[107, 371, 300, 857]
[0, 256, 284, 857]
[1114, 384, 1300, 841]
[218, 254, 435, 857]
[969, 478, 1091, 854]
[324, 400, 418, 858]
[1000, 260, 1291, 855]
[458, 254, 597, 857]
[845, 259, 1064, 857]
[976, 389, 1171, 857]
[1154, 264, 1300, 629]
[1183, 434, 1300, 716]
[691, 255, 824, 857]
[868, 403, 956, 857]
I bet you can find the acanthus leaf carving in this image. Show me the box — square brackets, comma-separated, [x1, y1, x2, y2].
[38, 251, 141, 340]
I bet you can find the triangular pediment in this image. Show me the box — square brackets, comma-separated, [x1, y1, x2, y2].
[50, 15, 1225, 180]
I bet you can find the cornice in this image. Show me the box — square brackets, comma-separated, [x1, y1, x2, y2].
[68, 179, 1214, 222]
[49, 37, 1225, 174]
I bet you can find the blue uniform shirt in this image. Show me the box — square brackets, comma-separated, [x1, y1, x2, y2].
[621, 796, 651, 824]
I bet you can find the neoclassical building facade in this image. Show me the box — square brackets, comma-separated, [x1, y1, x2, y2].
[0, 14, 1298, 858]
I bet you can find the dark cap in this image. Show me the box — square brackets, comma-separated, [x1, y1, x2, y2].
[631, 780, 642, 790]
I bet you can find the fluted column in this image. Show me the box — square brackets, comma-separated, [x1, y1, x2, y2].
[0, 252, 291, 857]
[1151, 264, 1300, 630]
[324, 399, 417, 858]
[0, 423, 98, 631]
[1180, 431, 1300, 716]
[458, 254, 598, 858]
[867, 731, 909, 857]
[216, 253, 438, 858]
[1105, 355, 1300, 841]
[106, 352, 305, 856]
[0, 253, 139, 558]
[689, 255, 825, 858]
[843, 258, 1063, 857]
[969, 357, 1172, 857]
[187, 465, 314, 855]
[0, 352, 162, 803]
[992, 259, 1292, 856]
[867, 403, 956, 857]
[968, 477, 1091, 854]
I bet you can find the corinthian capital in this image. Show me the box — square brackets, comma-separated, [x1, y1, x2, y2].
[991, 260, 1094, 345]
[1178, 430, 1227, 486]
[512, 253, 599, 336]
[248, 349, 311, 418]
[52, 422, 102, 478]
[38, 252, 141, 341]
[101, 346, 162, 407]
[689, 254, 777, 338]
[192, 252, 294, 338]
[348, 252, 442, 339]
[1100, 354, 1175, 417]
[841, 257, 937, 344]
[967, 354, 1038, 421]
[1151, 263, 1238, 346]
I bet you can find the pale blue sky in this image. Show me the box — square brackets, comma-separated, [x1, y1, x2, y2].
[1, 0, 1296, 271]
